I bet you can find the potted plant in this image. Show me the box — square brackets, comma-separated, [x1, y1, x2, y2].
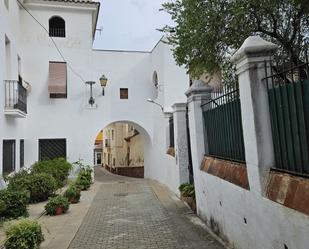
[4, 218, 44, 249]
[179, 183, 196, 212]
[75, 166, 92, 191]
[45, 196, 69, 216]
[64, 185, 81, 204]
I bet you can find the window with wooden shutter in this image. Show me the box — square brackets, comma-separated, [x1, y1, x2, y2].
[120, 88, 128, 99]
[48, 62, 67, 98]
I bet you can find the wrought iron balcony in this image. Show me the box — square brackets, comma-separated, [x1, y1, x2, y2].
[4, 80, 27, 118]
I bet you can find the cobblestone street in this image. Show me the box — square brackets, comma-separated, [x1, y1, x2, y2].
[68, 167, 225, 249]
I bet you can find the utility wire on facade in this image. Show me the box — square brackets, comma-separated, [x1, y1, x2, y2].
[16, 0, 86, 84]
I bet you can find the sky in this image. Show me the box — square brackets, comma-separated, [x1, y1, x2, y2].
[93, 0, 173, 51]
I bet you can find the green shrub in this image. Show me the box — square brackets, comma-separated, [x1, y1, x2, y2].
[75, 167, 92, 191]
[63, 185, 81, 204]
[75, 178, 91, 191]
[0, 189, 29, 219]
[4, 218, 44, 249]
[28, 173, 57, 203]
[179, 183, 190, 192]
[179, 183, 195, 200]
[32, 158, 72, 187]
[6, 170, 31, 191]
[8, 173, 57, 203]
[45, 196, 69, 216]
[0, 199, 6, 213]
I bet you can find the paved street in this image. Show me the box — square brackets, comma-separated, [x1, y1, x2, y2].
[69, 167, 225, 249]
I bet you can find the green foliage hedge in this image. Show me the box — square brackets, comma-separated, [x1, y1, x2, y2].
[8, 173, 57, 203]
[5, 170, 31, 191]
[45, 195, 70, 216]
[4, 218, 44, 249]
[32, 158, 72, 188]
[0, 189, 29, 220]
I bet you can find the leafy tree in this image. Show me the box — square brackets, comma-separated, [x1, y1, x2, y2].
[161, 0, 309, 79]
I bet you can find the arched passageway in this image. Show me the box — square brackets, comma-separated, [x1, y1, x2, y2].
[92, 120, 152, 179]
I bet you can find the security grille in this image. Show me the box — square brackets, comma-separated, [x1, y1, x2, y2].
[39, 139, 66, 161]
[3, 140, 15, 174]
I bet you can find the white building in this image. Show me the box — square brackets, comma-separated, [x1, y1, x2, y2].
[2, 2, 309, 249]
[0, 0, 190, 194]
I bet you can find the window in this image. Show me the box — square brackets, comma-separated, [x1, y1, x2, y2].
[120, 88, 128, 99]
[169, 117, 175, 148]
[3, 140, 15, 174]
[153, 71, 158, 88]
[108, 154, 111, 165]
[111, 130, 115, 140]
[39, 139, 66, 161]
[20, 140, 24, 168]
[49, 16, 65, 38]
[48, 62, 67, 98]
[4, 0, 9, 10]
[113, 158, 116, 166]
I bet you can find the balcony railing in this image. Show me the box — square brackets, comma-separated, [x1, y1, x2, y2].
[4, 80, 27, 116]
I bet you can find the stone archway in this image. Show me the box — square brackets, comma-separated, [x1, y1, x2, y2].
[91, 120, 152, 179]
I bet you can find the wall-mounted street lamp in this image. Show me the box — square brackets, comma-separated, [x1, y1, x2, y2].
[100, 74, 108, 96]
[147, 98, 164, 111]
[85, 81, 96, 106]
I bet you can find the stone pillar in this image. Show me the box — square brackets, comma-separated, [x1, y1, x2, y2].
[185, 80, 212, 209]
[172, 103, 190, 186]
[231, 36, 277, 195]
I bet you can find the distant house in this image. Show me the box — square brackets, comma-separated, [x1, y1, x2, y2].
[103, 123, 144, 178]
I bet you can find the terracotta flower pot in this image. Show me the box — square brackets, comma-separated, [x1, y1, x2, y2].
[55, 206, 64, 215]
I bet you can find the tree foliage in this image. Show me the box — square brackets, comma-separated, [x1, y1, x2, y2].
[161, 0, 309, 78]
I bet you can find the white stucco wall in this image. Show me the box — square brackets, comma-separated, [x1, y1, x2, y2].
[0, 0, 189, 197]
[195, 172, 309, 249]
[0, 0, 27, 175]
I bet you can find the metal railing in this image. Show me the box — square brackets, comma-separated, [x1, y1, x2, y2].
[169, 116, 175, 148]
[4, 80, 27, 114]
[264, 54, 309, 176]
[49, 27, 65, 38]
[201, 83, 246, 163]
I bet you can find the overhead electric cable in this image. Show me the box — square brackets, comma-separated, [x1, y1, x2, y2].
[17, 0, 86, 84]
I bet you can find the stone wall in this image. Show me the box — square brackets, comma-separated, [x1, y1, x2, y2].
[187, 36, 309, 249]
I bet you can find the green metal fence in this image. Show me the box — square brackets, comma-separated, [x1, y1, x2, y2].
[265, 58, 309, 176]
[202, 84, 246, 163]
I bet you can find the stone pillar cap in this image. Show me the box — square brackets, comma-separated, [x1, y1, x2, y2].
[231, 36, 278, 64]
[172, 102, 187, 112]
[185, 80, 212, 97]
